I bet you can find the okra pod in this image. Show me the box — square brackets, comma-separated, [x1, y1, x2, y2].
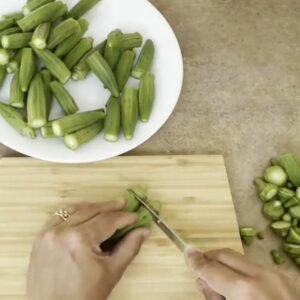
[278, 187, 295, 203]
[65, 120, 104, 150]
[52, 110, 105, 137]
[284, 243, 300, 256]
[31, 46, 71, 84]
[240, 227, 257, 246]
[264, 165, 287, 186]
[115, 50, 135, 91]
[23, 0, 55, 16]
[0, 27, 22, 42]
[0, 102, 36, 139]
[270, 221, 291, 237]
[40, 69, 53, 118]
[282, 213, 292, 222]
[104, 29, 123, 70]
[108, 32, 143, 50]
[64, 37, 93, 70]
[123, 190, 141, 212]
[139, 72, 155, 123]
[104, 97, 121, 142]
[0, 66, 6, 88]
[18, 2, 68, 32]
[257, 232, 265, 240]
[2, 33, 32, 49]
[72, 40, 106, 81]
[31, 23, 51, 49]
[67, 0, 102, 19]
[19, 48, 36, 92]
[41, 122, 56, 138]
[7, 50, 22, 73]
[263, 200, 285, 220]
[283, 197, 299, 209]
[0, 19, 15, 32]
[289, 205, 300, 219]
[287, 227, 300, 244]
[2, 13, 24, 22]
[121, 87, 138, 140]
[87, 51, 119, 97]
[55, 19, 89, 57]
[50, 81, 78, 115]
[27, 73, 48, 128]
[132, 39, 155, 79]
[0, 49, 15, 65]
[270, 250, 286, 265]
[47, 18, 80, 50]
[10, 69, 26, 108]
[277, 154, 300, 187]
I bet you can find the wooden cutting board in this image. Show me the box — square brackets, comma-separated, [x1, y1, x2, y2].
[0, 155, 242, 300]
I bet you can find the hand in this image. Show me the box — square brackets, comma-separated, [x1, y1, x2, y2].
[27, 200, 150, 300]
[185, 248, 299, 300]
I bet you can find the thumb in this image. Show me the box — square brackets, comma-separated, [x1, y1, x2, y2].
[111, 228, 150, 273]
[196, 279, 225, 300]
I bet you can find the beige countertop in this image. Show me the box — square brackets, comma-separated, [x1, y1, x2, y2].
[0, 0, 299, 288]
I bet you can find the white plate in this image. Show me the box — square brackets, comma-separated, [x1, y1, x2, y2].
[0, 0, 183, 163]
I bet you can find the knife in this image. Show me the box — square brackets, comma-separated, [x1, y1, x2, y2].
[128, 189, 186, 252]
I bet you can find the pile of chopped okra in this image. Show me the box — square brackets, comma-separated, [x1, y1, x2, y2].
[0, 0, 155, 150]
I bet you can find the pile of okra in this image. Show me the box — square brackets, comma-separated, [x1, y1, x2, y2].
[242, 153, 300, 267]
[0, 0, 155, 151]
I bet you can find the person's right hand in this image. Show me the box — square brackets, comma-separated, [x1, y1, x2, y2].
[185, 248, 299, 300]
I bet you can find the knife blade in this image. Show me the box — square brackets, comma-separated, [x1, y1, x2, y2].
[128, 189, 186, 252]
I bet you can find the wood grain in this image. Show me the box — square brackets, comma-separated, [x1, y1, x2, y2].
[0, 155, 242, 300]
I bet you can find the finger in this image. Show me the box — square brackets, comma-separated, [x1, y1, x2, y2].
[110, 228, 150, 273]
[185, 248, 246, 296]
[205, 248, 261, 276]
[61, 200, 125, 227]
[43, 206, 78, 229]
[196, 279, 225, 300]
[82, 211, 138, 243]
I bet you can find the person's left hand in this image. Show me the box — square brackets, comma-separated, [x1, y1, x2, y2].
[27, 200, 150, 300]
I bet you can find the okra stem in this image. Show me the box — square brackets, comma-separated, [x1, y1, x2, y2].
[108, 32, 143, 50]
[31, 23, 51, 49]
[0, 49, 15, 65]
[41, 122, 56, 138]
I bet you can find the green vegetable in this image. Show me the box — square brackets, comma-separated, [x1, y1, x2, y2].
[104, 96, 121, 142]
[31, 46, 71, 84]
[41, 122, 56, 138]
[0, 27, 22, 42]
[86, 51, 119, 97]
[263, 200, 285, 220]
[294, 257, 300, 266]
[64, 120, 104, 150]
[55, 19, 89, 57]
[0, 102, 36, 138]
[6, 49, 22, 73]
[239, 227, 257, 246]
[50, 81, 78, 115]
[277, 154, 300, 187]
[72, 40, 106, 81]
[121, 87, 138, 140]
[52, 110, 105, 137]
[123, 190, 141, 212]
[282, 213, 292, 222]
[64, 37, 93, 70]
[0, 19, 15, 31]
[1, 33, 32, 49]
[284, 243, 300, 256]
[263, 165, 287, 186]
[10, 70, 26, 108]
[254, 178, 278, 202]
[2, 13, 24, 22]
[17, 2, 68, 32]
[67, 0, 102, 19]
[270, 249, 286, 265]
[115, 50, 135, 91]
[292, 219, 299, 228]
[19, 48, 35, 92]
[23, 0, 55, 16]
[107, 32, 143, 50]
[132, 39, 155, 79]
[47, 18, 80, 50]
[0, 49, 15, 65]
[40, 69, 52, 118]
[257, 232, 265, 240]
[139, 72, 155, 122]
[31, 23, 51, 49]
[287, 227, 300, 244]
[278, 188, 295, 203]
[0, 66, 6, 88]
[104, 29, 122, 70]
[27, 73, 47, 128]
[283, 197, 299, 209]
[289, 205, 300, 219]
[270, 221, 291, 237]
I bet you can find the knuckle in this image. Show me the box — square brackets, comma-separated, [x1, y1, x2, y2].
[42, 228, 61, 245]
[64, 228, 84, 246]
